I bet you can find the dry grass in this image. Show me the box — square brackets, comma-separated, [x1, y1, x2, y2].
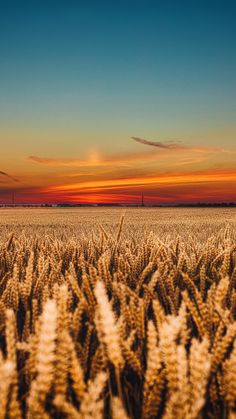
[0, 207, 236, 418]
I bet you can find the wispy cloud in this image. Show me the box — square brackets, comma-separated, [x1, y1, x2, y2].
[130, 136, 226, 154]
[27, 155, 108, 167]
[131, 136, 183, 149]
[28, 152, 164, 168]
[0, 171, 19, 182]
[28, 142, 222, 169]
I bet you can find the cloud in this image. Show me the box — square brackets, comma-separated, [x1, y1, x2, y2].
[131, 136, 183, 149]
[39, 168, 236, 204]
[27, 155, 107, 167]
[46, 169, 236, 193]
[27, 142, 222, 170]
[0, 171, 19, 182]
[28, 153, 157, 168]
[130, 136, 226, 154]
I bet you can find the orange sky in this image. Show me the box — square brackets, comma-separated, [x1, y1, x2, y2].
[1, 141, 235, 204]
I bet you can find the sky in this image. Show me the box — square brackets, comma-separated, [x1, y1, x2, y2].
[0, 0, 236, 204]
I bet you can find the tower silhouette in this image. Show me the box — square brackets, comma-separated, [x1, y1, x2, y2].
[141, 193, 144, 207]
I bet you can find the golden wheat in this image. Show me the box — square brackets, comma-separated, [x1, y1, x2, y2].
[0, 207, 235, 418]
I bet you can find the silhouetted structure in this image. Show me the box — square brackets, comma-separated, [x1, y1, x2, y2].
[141, 193, 145, 207]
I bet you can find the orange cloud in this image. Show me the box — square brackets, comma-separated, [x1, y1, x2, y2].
[36, 168, 235, 204]
[28, 144, 223, 169]
[45, 169, 236, 192]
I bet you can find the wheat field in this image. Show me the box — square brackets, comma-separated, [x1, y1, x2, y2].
[0, 207, 236, 419]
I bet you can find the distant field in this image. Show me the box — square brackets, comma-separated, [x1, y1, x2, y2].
[0, 207, 236, 418]
[1, 206, 236, 237]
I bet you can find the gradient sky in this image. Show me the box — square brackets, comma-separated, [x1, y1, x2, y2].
[0, 0, 236, 204]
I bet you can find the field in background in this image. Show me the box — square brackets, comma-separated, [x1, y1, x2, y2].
[0, 208, 236, 418]
[1, 206, 236, 236]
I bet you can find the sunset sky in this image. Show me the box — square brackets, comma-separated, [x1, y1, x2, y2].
[0, 1, 236, 204]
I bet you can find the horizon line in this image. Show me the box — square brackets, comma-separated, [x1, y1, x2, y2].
[0, 202, 235, 207]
